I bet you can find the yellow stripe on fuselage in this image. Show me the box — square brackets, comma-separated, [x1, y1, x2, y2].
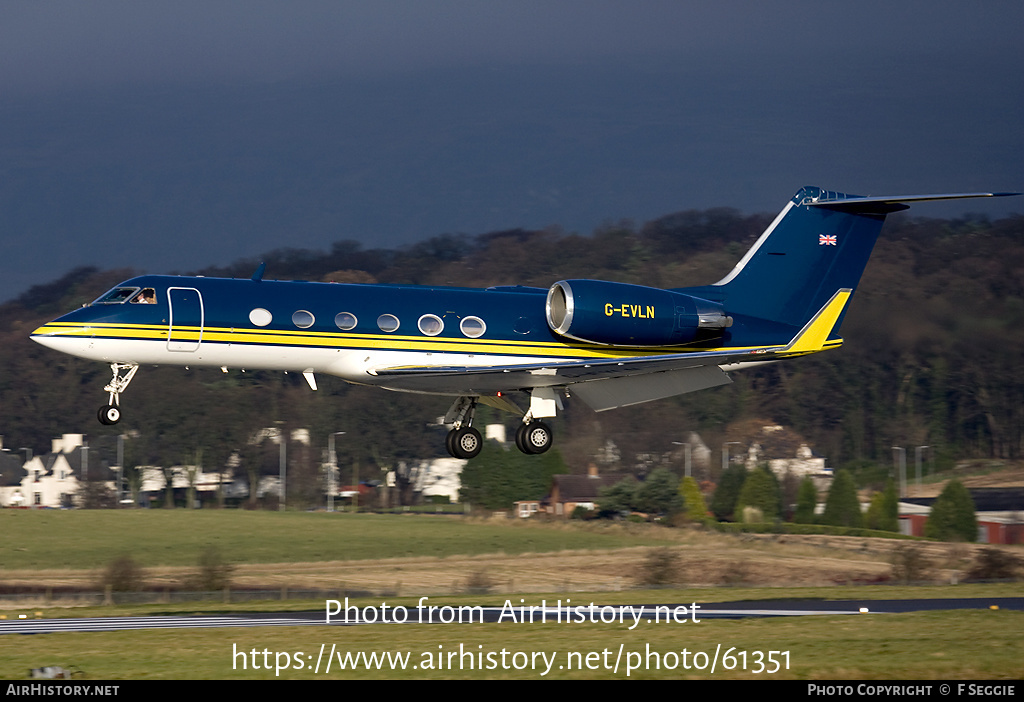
[31, 321, 784, 361]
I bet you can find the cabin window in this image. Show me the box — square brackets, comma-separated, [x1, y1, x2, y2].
[292, 310, 315, 329]
[93, 287, 140, 304]
[130, 288, 157, 304]
[335, 312, 357, 331]
[417, 314, 444, 336]
[377, 314, 400, 332]
[249, 308, 273, 327]
[460, 316, 486, 338]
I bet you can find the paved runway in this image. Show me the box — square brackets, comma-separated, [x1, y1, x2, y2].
[2, 598, 1020, 635]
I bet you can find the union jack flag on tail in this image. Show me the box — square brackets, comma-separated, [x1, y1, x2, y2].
[819, 234, 837, 246]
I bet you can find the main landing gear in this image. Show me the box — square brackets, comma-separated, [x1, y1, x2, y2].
[514, 420, 553, 455]
[97, 363, 138, 425]
[443, 397, 483, 459]
[443, 393, 556, 460]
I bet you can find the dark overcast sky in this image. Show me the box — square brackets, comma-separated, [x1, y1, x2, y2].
[1, 1, 1021, 302]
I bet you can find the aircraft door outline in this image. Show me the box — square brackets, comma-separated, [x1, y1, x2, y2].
[167, 287, 204, 352]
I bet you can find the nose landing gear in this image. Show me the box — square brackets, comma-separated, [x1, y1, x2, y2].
[97, 363, 138, 426]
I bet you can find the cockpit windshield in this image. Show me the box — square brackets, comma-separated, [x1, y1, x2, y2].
[93, 287, 157, 305]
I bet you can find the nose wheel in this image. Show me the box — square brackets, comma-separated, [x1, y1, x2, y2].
[98, 404, 121, 425]
[96, 363, 138, 426]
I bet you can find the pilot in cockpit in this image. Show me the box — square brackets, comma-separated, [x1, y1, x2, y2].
[131, 288, 156, 304]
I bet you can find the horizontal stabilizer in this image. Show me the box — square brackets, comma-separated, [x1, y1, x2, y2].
[801, 190, 1018, 214]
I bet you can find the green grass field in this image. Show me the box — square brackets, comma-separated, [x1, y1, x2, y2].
[1, 609, 1019, 679]
[0, 509, 675, 569]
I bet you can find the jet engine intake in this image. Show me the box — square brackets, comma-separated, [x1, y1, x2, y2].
[546, 279, 730, 346]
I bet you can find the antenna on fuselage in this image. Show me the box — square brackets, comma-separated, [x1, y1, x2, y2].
[251, 262, 266, 282]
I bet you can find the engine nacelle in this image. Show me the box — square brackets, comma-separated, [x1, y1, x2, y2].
[546, 279, 731, 346]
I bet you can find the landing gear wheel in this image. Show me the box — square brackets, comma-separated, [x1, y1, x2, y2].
[98, 363, 137, 427]
[98, 404, 121, 425]
[516, 421, 553, 454]
[448, 427, 482, 459]
[515, 423, 530, 454]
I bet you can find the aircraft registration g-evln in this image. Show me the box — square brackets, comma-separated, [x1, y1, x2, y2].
[31, 186, 1017, 459]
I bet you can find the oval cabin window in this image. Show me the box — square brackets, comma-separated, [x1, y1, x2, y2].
[418, 314, 444, 336]
[460, 316, 486, 338]
[335, 312, 357, 330]
[249, 308, 273, 327]
[377, 314, 400, 332]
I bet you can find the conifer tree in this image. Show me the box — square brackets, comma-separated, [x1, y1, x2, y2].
[710, 463, 747, 522]
[821, 469, 863, 528]
[735, 465, 781, 522]
[679, 475, 709, 522]
[880, 478, 900, 532]
[794, 476, 817, 524]
[865, 491, 885, 530]
[634, 467, 682, 516]
[925, 480, 977, 542]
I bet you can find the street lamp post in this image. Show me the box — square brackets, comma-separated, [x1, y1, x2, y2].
[892, 446, 906, 498]
[672, 441, 692, 480]
[915, 445, 930, 490]
[116, 434, 124, 508]
[722, 441, 741, 476]
[81, 442, 89, 509]
[278, 426, 287, 512]
[327, 432, 345, 512]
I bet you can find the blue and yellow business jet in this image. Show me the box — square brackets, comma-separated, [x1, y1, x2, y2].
[31, 187, 1015, 458]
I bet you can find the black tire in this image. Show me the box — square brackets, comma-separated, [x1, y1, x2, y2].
[523, 421, 553, 454]
[451, 426, 482, 459]
[515, 422, 532, 454]
[445, 429, 457, 458]
[98, 405, 121, 425]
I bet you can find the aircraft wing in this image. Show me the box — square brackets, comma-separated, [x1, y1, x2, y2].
[369, 346, 769, 411]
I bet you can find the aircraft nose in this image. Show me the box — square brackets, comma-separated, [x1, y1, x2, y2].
[29, 318, 103, 361]
[30, 321, 65, 348]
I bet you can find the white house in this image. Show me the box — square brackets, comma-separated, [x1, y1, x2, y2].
[3, 434, 116, 508]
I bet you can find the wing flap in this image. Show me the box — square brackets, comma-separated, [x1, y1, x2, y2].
[569, 364, 732, 411]
[369, 346, 766, 394]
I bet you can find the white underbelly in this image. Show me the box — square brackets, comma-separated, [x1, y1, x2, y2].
[31, 336, 564, 385]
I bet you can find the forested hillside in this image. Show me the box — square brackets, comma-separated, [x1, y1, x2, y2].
[1, 208, 1021, 489]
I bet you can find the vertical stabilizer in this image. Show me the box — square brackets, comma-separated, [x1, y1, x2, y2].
[707, 187, 1014, 331]
[710, 186, 889, 328]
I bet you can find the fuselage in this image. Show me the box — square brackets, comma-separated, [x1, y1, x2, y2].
[31, 274, 794, 394]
